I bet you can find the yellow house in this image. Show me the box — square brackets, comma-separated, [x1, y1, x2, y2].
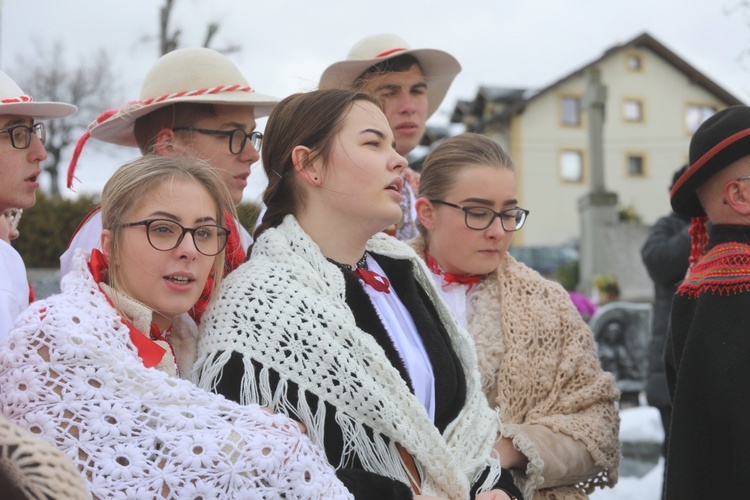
[452, 32, 743, 247]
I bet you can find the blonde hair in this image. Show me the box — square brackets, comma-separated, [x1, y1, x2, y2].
[418, 133, 515, 238]
[101, 154, 235, 303]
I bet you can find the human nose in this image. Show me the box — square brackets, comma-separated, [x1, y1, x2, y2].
[27, 133, 47, 162]
[484, 214, 506, 239]
[396, 90, 417, 115]
[238, 140, 260, 165]
[390, 150, 408, 173]
[175, 229, 199, 259]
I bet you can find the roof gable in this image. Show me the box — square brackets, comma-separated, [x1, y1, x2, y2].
[509, 32, 742, 117]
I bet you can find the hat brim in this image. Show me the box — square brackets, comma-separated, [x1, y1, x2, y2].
[670, 131, 750, 217]
[90, 91, 279, 147]
[0, 101, 77, 120]
[319, 47, 461, 119]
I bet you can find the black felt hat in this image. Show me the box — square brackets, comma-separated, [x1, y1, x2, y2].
[671, 105, 750, 217]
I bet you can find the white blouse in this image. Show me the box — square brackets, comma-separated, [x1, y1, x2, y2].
[359, 255, 436, 421]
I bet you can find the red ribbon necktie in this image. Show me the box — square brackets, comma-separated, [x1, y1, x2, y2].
[354, 267, 391, 294]
[424, 250, 482, 291]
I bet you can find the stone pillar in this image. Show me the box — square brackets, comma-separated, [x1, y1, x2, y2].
[578, 67, 619, 295]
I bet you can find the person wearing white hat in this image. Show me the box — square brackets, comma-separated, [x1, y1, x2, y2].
[320, 34, 461, 240]
[60, 47, 280, 319]
[0, 71, 76, 343]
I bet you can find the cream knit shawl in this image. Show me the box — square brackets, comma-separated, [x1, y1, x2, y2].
[194, 215, 503, 498]
[410, 236, 620, 499]
[0, 250, 351, 499]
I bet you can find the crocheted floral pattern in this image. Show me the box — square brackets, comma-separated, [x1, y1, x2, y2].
[0, 251, 351, 499]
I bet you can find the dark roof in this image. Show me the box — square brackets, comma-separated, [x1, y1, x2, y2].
[450, 86, 527, 124]
[496, 32, 743, 118]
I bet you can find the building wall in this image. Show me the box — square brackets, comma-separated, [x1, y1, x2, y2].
[514, 47, 726, 246]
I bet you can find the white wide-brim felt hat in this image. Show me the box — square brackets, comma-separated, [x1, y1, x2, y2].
[319, 33, 461, 119]
[90, 47, 281, 147]
[0, 71, 76, 119]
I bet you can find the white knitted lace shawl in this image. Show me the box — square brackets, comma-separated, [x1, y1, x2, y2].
[0, 250, 351, 500]
[194, 215, 503, 498]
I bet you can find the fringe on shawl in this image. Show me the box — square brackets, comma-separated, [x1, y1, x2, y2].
[195, 349, 424, 493]
[500, 421, 546, 499]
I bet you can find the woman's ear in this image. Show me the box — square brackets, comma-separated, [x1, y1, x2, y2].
[153, 128, 177, 156]
[100, 229, 112, 259]
[292, 145, 321, 186]
[415, 197, 436, 231]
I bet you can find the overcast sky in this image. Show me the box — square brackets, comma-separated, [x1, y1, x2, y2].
[3, 0, 749, 201]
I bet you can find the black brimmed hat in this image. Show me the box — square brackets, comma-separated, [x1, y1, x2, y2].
[671, 105, 750, 217]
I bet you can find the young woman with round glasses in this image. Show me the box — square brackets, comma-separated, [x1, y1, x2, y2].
[410, 133, 620, 499]
[0, 155, 350, 498]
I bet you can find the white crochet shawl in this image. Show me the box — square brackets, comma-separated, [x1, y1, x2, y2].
[0, 250, 351, 499]
[194, 215, 503, 498]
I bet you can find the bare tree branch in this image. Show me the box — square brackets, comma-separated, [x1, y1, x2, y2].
[158, 0, 241, 56]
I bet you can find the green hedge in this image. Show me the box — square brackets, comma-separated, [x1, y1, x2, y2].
[13, 194, 261, 269]
[13, 193, 99, 268]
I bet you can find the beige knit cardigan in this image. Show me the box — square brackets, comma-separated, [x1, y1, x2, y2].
[410, 237, 620, 499]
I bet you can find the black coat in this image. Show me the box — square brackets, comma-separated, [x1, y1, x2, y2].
[640, 212, 690, 408]
[664, 225, 750, 499]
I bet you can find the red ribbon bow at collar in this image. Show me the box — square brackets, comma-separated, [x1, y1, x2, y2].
[353, 267, 391, 293]
[424, 250, 482, 290]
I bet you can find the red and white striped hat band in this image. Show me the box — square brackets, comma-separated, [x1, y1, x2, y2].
[0, 71, 76, 120]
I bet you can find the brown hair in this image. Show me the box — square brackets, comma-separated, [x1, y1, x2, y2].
[133, 103, 218, 154]
[101, 154, 235, 303]
[253, 88, 379, 246]
[351, 54, 423, 91]
[417, 133, 515, 238]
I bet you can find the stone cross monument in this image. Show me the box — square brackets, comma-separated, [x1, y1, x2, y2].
[578, 67, 619, 296]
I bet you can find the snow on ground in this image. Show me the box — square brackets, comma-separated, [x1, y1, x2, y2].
[590, 459, 663, 500]
[590, 405, 664, 500]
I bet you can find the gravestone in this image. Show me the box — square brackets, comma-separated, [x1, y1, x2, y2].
[590, 301, 652, 398]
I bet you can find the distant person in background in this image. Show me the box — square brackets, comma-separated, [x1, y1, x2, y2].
[319, 33, 461, 239]
[640, 164, 690, 465]
[410, 133, 620, 499]
[0, 71, 76, 343]
[0, 209, 21, 243]
[666, 105, 750, 498]
[60, 47, 279, 320]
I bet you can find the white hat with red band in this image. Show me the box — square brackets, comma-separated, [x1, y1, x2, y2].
[0, 71, 76, 119]
[318, 33, 461, 119]
[67, 47, 280, 189]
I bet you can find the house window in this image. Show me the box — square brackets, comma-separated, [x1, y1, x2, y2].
[685, 104, 717, 134]
[627, 54, 642, 72]
[623, 99, 644, 122]
[626, 154, 646, 177]
[560, 150, 584, 182]
[561, 96, 581, 126]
